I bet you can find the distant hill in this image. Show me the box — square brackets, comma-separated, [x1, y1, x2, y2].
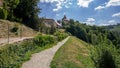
[104, 24, 120, 32]
[0, 19, 37, 38]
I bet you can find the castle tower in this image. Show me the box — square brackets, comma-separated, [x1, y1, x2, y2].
[62, 15, 69, 25]
[62, 15, 67, 21]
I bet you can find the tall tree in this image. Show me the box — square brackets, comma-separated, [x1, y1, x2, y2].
[14, 0, 40, 28]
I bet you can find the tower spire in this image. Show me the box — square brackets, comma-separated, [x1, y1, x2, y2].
[62, 15, 67, 20]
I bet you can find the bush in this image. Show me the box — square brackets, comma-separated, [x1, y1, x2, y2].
[91, 44, 118, 68]
[34, 34, 56, 47]
[54, 31, 68, 41]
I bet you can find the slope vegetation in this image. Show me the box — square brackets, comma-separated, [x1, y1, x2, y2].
[51, 36, 95, 68]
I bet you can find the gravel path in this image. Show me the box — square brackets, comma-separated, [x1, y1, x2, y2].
[0, 37, 33, 46]
[21, 36, 70, 68]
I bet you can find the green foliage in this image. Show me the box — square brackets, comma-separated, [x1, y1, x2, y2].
[0, 8, 7, 19]
[13, 0, 40, 28]
[65, 19, 120, 68]
[62, 21, 65, 26]
[50, 26, 57, 34]
[0, 33, 61, 68]
[2, 0, 20, 20]
[54, 31, 68, 41]
[66, 22, 88, 42]
[0, 40, 34, 68]
[1, 0, 40, 29]
[91, 44, 119, 68]
[34, 34, 56, 47]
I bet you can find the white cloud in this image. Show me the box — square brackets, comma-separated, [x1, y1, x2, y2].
[108, 20, 117, 25]
[69, 2, 72, 5]
[83, 18, 95, 25]
[40, 0, 58, 3]
[40, 0, 63, 11]
[98, 20, 117, 26]
[112, 12, 120, 17]
[40, 0, 73, 11]
[106, 0, 120, 7]
[77, 0, 94, 8]
[108, 20, 115, 23]
[53, 1, 62, 11]
[94, 6, 105, 10]
[87, 18, 95, 22]
[95, 0, 120, 11]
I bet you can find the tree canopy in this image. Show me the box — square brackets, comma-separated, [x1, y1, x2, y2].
[0, 0, 40, 29]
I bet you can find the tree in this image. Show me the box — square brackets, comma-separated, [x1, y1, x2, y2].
[0, 1, 8, 19]
[69, 19, 74, 24]
[0, 8, 7, 19]
[50, 26, 56, 34]
[14, 0, 40, 28]
[38, 17, 45, 32]
[3, 0, 20, 20]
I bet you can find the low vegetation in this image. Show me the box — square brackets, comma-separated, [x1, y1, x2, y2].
[51, 36, 95, 68]
[0, 32, 68, 68]
[34, 33, 56, 47]
[51, 36, 120, 68]
[65, 19, 120, 68]
[54, 31, 69, 41]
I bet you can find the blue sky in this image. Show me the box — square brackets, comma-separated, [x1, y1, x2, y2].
[38, 0, 120, 26]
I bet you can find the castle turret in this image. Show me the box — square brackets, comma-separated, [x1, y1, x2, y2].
[62, 15, 67, 21]
[62, 15, 69, 25]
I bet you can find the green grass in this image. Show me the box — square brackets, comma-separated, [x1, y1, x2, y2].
[50, 36, 95, 68]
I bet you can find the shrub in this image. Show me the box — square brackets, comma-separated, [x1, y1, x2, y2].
[34, 34, 56, 47]
[54, 31, 68, 41]
[0, 39, 34, 68]
[91, 44, 118, 68]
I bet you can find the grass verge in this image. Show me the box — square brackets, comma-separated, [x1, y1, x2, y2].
[0, 39, 57, 68]
[0, 35, 59, 68]
[50, 36, 95, 68]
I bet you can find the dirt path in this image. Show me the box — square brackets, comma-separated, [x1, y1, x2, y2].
[21, 36, 70, 68]
[0, 37, 33, 46]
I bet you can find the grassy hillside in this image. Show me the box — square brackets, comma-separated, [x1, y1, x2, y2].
[0, 19, 37, 38]
[51, 36, 95, 68]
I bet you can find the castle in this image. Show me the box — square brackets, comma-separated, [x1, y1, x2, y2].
[42, 15, 69, 28]
[62, 15, 69, 25]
